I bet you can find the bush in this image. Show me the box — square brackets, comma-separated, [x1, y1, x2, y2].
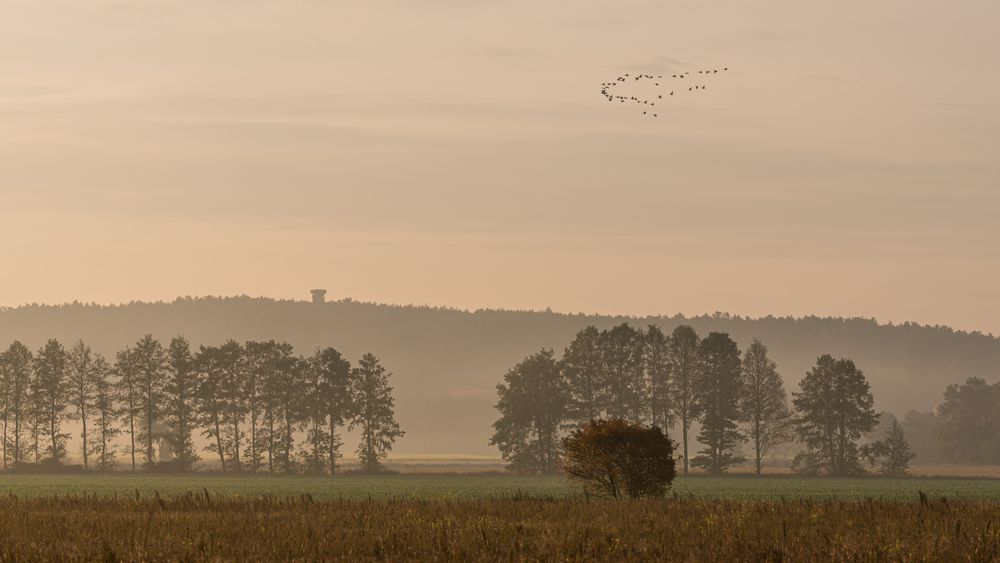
[560, 419, 675, 499]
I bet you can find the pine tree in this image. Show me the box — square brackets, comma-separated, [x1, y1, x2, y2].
[34, 339, 69, 463]
[88, 355, 120, 470]
[692, 332, 743, 474]
[164, 336, 199, 470]
[738, 338, 792, 475]
[490, 350, 567, 474]
[793, 355, 879, 476]
[66, 341, 96, 470]
[862, 419, 915, 476]
[667, 325, 700, 475]
[351, 353, 405, 472]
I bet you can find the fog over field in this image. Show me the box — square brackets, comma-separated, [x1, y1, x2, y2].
[2, 296, 997, 456]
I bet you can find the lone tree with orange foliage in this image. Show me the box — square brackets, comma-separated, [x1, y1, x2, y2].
[561, 418, 675, 499]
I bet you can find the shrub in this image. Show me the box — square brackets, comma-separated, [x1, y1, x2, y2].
[560, 419, 675, 499]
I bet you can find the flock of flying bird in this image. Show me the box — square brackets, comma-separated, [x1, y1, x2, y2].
[600, 67, 729, 118]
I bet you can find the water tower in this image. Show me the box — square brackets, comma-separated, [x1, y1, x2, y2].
[310, 289, 327, 304]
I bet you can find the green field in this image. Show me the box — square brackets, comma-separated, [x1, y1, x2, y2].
[0, 473, 998, 501]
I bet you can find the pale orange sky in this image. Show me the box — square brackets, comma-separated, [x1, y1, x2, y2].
[1, 1, 998, 334]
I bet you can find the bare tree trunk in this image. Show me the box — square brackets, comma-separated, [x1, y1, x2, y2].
[328, 417, 337, 475]
[81, 405, 88, 470]
[231, 416, 241, 471]
[682, 413, 689, 476]
[267, 412, 274, 474]
[250, 408, 257, 473]
[213, 412, 226, 472]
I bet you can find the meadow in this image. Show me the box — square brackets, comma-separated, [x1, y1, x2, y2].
[0, 493, 995, 561]
[1, 472, 999, 502]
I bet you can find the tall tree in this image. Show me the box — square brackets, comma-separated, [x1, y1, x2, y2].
[66, 341, 96, 469]
[692, 332, 743, 475]
[302, 347, 353, 474]
[599, 324, 647, 422]
[164, 336, 199, 469]
[195, 342, 244, 472]
[0, 347, 11, 470]
[560, 327, 606, 424]
[132, 335, 167, 467]
[793, 355, 879, 476]
[88, 354, 119, 470]
[644, 325, 674, 432]
[934, 377, 1000, 464]
[272, 350, 306, 474]
[2, 342, 33, 467]
[351, 353, 405, 472]
[249, 342, 304, 474]
[34, 339, 69, 463]
[242, 341, 271, 473]
[491, 350, 568, 474]
[115, 348, 140, 471]
[738, 338, 792, 476]
[667, 325, 700, 475]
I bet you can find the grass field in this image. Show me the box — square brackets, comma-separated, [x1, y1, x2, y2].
[0, 494, 996, 561]
[1, 473, 999, 501]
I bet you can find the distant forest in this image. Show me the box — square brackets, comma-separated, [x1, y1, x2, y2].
[1, 296, 998, 457]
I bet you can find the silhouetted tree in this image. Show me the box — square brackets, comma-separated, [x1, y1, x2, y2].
[738, 338, 792, 475]
[862, 419, 915, 476]
[491, 350, 568, 474]
[132, 335, 167, 467]
[164, 337, 199, 469]
[256, 341, 301, 473]
[241, 341, 271, 473]
[793, 355, 879, 476]
[266, 344, 305, 474]
[351, 353, 404, 472]
[645, 325, 674, 432]
[2, 343, 32, 467]
[195, 342, 242, 472]
[667, 325, 700, 475]
[88, 355, 119, 470]
[934, 377, 1000, 464]
[561, 418, 675, 499]
[303, 347, 354, 474]
[114, 348, 140, 471]
[34, 339, 69, 463]
[0, 352, 7, 470]
[600, 324, 647, 422]
[692, 332, 743, 474]
[0, 343, 33, 468]
[560, 327, 606, 424]
[66, 341, 96, 469]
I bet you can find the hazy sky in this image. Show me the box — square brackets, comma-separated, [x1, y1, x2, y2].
[2, 1, 999, 333]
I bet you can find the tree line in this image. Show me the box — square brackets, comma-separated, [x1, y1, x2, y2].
[491, 324, 914, 477]
[0, 336, 403, 473]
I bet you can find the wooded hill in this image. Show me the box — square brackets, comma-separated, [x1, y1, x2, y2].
[1, 296, 997, 456]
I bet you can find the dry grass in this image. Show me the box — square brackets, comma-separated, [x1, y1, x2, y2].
[0, 493, 996, 561]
